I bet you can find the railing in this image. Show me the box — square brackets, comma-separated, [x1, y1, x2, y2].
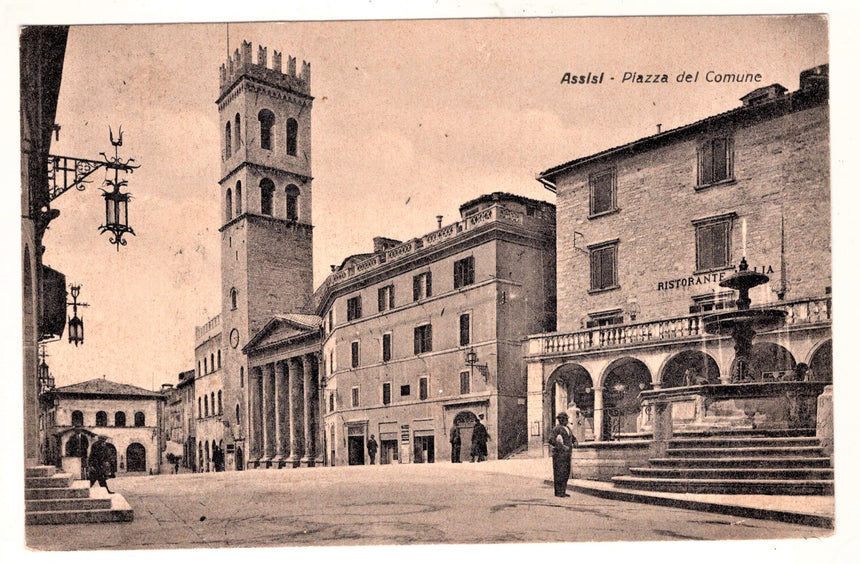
[195, 314, 222, 341]
[323, 204, 528, 288]
[535, 295, 831, 356]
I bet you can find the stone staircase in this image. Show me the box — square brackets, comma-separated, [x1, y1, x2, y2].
[611, 430, 834, 495]
[25, 465, 133, 525]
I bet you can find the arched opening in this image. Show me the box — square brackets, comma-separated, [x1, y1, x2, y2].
[134, 411, 145, 427]
[225, 188, 233, 221]
[234, 113, 242, 149]
[71, 410, 84, 426]
[285, 184, 300, 221]
[230, 288, 238, 310]
[240, 366, 244, 388]
[545, 364, 594, 440]
[204, 441, 211, 472]
[210, 392, 215, 415]
[235, 403, 240, 425]
[217, 390, 222, 414]
[808, 340, 832, 382]
[452, 411, 479, 464]
[212, 440, 223, 472]
[235, 446, 244, 471]
[204, 358, 208, 374]
[286, 117, 298, 156]
[235, 181, 243, 214]
[602, 358, 652, 439]
[64, 434, 89, 457]
[260, 178, 275, 216]
[661, 350, 721, 388]
[750, 342, 796, 380]
[217, 350, 221, 369]
[204, 395, 209, 417]
[198, 441, 203, 471]
[210, 353, 215, 372]
[126, 443, 146, 472]
[258, 109, 275, 150]
[198, 397, 202, 418]
[114, 411, 126, 427]
[225, 121, 232, 159]
[95, 411, 107, 427]
[103, 443, 118, 476]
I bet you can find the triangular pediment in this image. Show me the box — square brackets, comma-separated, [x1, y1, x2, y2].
[244, 314, 321, 353]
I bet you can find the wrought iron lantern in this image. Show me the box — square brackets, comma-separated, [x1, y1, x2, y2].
[98, 127, 136, 250]
[38, 345, 55, 391]
[67, 285, 88, 347]
[465, 347, 479, 367]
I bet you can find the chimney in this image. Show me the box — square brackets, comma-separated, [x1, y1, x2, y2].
[656, 123, 662, 134]
[436, 215, 443, 229]
[740, 84, 787, 107]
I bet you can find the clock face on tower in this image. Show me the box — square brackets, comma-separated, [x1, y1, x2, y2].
[230, 328, 240, 348]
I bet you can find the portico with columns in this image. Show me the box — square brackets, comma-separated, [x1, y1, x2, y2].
[243, 314, 324, 468]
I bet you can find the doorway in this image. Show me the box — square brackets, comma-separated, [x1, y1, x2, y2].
[126, 443, 147, 472]
[453, 411, 478, 462]
[380, 439, 398, 464]
[347, 436, 365, 465]
[414, 435, 434, 463]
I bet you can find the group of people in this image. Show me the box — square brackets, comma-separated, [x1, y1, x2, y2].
[449, 413, 490, 463]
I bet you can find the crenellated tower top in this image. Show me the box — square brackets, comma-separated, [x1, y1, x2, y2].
[218, 40, 311, 101]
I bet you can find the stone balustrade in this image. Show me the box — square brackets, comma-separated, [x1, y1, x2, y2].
[195, 314, 222, 342]
[534, 296, 831, 356]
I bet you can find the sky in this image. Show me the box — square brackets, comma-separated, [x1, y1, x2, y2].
[26, 16, 828, 392]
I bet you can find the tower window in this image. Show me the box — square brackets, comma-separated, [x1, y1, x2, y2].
[230, 288, 238, 310]
[260, 178, 275, 216]
[286, 118, 298, 156]
[235, 181, 242, 214]
[225, 188, 233, 221]
[225, 121, 232, 159]
[235, 113, 242, 150]
[258, 109, 275, 150]
[286, 184, 299, 221]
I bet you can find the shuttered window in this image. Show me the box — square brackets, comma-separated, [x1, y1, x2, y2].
[697, 137, 734, 186]
[454, 256, 475, 289]
[589, 242, 618, 291]
[695, 216, 733, 271]
[589, 169, 617, 216]
[413, 272, 432, 301]
[414, 324, 433, 354]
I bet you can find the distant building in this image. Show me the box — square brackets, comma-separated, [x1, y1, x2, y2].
[42, 378, 166, 476]
[316, 193, 556, 465]
[526, 65, 831, 454]
[161, 369, 195, 471]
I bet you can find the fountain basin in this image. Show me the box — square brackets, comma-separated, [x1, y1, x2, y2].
[702, 309, 787, 335]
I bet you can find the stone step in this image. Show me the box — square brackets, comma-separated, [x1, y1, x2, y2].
[25, 466, 59, 478]
[673, 428, 817, 439]
[25, 474, 74, 489]
[26, 497, 113, 512]
[668, 437, 821, 449]
[26, 507, 134, 526]
[666, 446, 825, 458]
[648, 456, 833, 468]
[629, 466, 834, 480]
[611, 476, 834, 495]
[25, 485, 91, 500]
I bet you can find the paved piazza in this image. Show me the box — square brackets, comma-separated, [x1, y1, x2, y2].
[25, 461, 829, 551]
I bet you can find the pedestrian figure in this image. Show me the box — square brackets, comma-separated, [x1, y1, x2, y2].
[450, 425, 462, 463]
[470, 414, 490, 462]
[88, 435, 114, 494]
[550, 412, 575, 497]
[367, 434, 378, 464]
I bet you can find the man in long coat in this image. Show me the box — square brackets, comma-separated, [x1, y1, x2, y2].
[470, 414, 490, 462]
[550, 413, 575, 497]
[88, 435, 114, 494]
[449, 425, 462, 463]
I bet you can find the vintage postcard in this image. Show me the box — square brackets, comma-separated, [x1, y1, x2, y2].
[12, 7, 852, 561]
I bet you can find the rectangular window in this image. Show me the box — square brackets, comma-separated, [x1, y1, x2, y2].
[382, 382, 391, 405]
[329, 349, 334, 375]
[414, 324, 433, 355]
[697, 137, 734, 186]
[400, 385, 411, 397]
[413, 272, 432, 301]
[586, 310, 624, 328]
[382, 333, 392, 362]
[454, 256, 475, 289]
[378, 285, 395, 312]
[589, 241, 618, 291]
[328, 309, 333, 332]
[419, 377, 428, 400]
[351, 341, 360, 368]
[589, 169, 617, 216]
[460, 371, 471, 395]
[351, 387, 359, 408]
[347, 296, 362, 321]
[329, 393, 335, 412]
[694, 215, 733, 271]
[459, 313, 471, 347]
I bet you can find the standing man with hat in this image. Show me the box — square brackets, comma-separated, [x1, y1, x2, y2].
[88, 435, 115, 494]
[550, 413, 575, 497]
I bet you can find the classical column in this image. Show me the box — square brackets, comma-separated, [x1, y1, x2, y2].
[302, 353, 317, 466]
[593, 386, 605, 442]
[274, 359, 289, 466]
[250, 367, 264, 462]
[289, 356, 305, 467]
[262, 363, 276, 465]
[314, 354, 326, 466]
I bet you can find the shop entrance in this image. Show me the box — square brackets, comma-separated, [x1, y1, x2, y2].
[413, 435, 435, 463]
[380, 439, 398, 464]
[453, 411, 478, 462]
[347, 436, 365, 465]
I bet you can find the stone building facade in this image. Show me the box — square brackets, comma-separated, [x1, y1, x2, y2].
[162, 369, 195, 471]
[316, 193, 556, 466]
[525, 65, 831, 455]
[42, 378, 165, 476]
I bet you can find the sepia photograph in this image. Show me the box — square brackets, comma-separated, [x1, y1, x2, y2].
[9, 2, 854, 560]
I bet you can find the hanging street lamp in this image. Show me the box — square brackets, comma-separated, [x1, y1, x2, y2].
[67, 285, 89, 347]
[98, 127, 136, 250]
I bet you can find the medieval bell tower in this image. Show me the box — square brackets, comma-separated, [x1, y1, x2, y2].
[216, 41, 314, 459]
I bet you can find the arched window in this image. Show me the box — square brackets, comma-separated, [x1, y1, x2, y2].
[217, 390, 222, 414]
[225, 121, 232, 159]
[235, 113, 242, 150]
[258, 109, 275, 150]
[236, 404, 240, 424]
[115, 411, 126, 427]
[198, 397, 202, 418]
[286, 118, 298, 156]
[134, 411, 145, 427]
[285, 184, 300, 221]
[225, 188, 233, 221]
[204, 358, 208, 374]
[240, 366, 244, 388]
[210, 353, 215, 372]
[71, 410, 84, 426]
[230, 288, 238, 310]
[217, 350, 221, 369]
[96, 411, 108, 427]
[235, 181, 242, 214]
[198, 361, 201, 376]
[260, 178, 275, 216]
[204, 396, 209, 417]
